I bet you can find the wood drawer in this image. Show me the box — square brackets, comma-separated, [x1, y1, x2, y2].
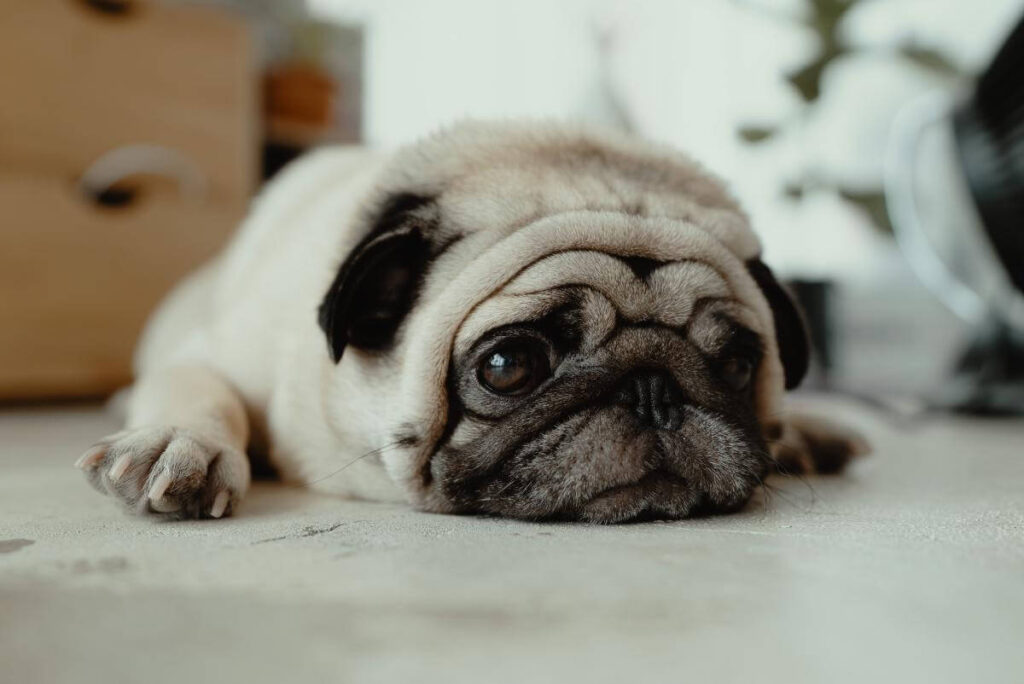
[0, 0, 256, 204]
[0, 173, 243, 399]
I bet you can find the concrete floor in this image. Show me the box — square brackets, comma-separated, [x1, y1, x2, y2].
[1, 399, 1023, 684]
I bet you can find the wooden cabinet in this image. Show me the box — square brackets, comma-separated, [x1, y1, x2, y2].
[0, 0, 256, 399]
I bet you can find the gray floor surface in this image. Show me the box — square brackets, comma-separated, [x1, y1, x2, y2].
[1, 399, 1022, 684]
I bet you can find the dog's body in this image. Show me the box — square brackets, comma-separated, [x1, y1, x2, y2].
[77, 122, 863, 522]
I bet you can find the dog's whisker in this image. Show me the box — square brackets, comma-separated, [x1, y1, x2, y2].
[306, 441, 404, 485]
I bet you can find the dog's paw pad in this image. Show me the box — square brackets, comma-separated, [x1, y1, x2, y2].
[770, 414, 869, 476]
[77, 427, 247, 519]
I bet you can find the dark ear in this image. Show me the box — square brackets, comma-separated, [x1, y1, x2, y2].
[745, 259, 809, 390]
[318, 194, 435, 362]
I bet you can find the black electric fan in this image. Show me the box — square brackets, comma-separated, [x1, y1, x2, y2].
[887, 15, 1024, 415]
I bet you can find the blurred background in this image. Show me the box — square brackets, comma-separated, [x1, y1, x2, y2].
[2, 0, 1023, 414]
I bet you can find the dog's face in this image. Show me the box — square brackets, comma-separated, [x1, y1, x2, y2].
[435, 288, 769, 522]
[317, 124, 809, 522]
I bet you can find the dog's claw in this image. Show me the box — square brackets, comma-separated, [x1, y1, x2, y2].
[74, 447, 105, 469]
[108, 453, 132, 482]
[148, 469, 171, 501]
[210, 490, 229, 519]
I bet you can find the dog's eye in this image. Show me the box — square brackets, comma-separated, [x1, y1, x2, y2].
[478, 343, 549, 395]
[722, 357, 754, 391]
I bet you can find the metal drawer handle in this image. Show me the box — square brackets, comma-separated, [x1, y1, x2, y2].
[79, 144, 208, 209]
[77, 0, 135, 17]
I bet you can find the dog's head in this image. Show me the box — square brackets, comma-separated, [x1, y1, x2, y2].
[318, 122, 808, 522]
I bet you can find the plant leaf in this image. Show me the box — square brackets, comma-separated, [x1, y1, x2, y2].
[738, 126, 779, 143]
[838, 188, 893, 234]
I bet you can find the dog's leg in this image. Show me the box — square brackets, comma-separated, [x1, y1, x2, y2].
[76, 365, 251, 519]
[769, 413, 870, 476]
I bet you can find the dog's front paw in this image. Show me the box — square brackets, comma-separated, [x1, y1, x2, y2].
[75, 427, 249, 519]
[770, 414, 870, 476]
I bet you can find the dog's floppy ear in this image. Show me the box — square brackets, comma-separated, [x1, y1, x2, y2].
[318, 194, 435, 362]
[745, 258, 809, 390]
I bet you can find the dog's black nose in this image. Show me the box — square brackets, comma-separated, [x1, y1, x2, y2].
[614, 369, 684, 430]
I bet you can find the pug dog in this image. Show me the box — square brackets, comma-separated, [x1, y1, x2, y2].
[75, 121, 865, 523]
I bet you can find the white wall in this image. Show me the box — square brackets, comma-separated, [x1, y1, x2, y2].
[308, 0, 602, 144]
[309, 0, 1024, 279]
